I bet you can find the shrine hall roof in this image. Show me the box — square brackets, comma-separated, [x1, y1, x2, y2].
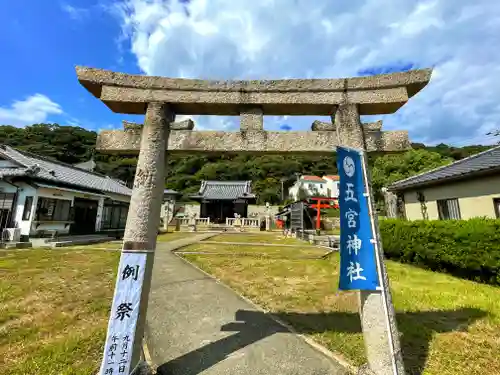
[190, 180, 256, 201]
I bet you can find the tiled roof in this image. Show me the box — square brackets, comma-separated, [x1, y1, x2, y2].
[0, 168, 27, 177]
[389, 145, 500, 191]
[73, 159, 97, 172]
[301, 175, 325, 182]
[192, 180, 255, 200]
[0, 146, 132, 196]
[323, 175, 339, 181]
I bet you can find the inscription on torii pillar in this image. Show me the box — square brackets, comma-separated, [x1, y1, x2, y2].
[76, 66, 432, 375]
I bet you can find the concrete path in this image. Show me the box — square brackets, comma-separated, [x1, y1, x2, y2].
[145, 234, 348, 375]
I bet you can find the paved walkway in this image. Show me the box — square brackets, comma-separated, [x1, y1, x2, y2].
[145, 234, 348, 375]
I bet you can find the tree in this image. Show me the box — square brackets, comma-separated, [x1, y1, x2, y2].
[0, 123, 490, 208]
[370, 149, 453, 203]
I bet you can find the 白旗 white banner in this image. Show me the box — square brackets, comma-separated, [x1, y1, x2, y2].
[99, 252, 147, 375]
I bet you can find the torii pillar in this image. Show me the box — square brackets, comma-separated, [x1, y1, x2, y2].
[76, 66, 432, 375]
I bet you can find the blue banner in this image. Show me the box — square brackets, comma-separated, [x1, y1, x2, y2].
[337, 146, 379, 291]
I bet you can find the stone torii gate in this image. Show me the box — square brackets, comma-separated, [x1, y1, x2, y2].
[76, 66, 432, 375]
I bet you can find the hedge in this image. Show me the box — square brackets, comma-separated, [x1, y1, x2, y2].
[379, 218, 500, 286]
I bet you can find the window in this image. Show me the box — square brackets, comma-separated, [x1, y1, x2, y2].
[53, 200, 71, 221]
[119, 207, 128, 228]
[0, 193, 14, 209]
[319, 184, 323, 189]
[101, 200, 129, 230]
[437, 198, 461, 220]
[36, 198, 71, 221]
[22, 196, 33, 220]
[0, 193, 15, 229]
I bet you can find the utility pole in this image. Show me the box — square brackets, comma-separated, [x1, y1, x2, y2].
[280, 177, 286, 202]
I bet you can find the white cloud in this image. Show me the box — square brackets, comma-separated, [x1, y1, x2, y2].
[110, 0, 500, 145]
[0, 94, 64, 126]
[175, 114, 235, 130]
[61, 3, 90, 21]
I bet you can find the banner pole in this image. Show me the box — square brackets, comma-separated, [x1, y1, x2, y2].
[358, 149, 399, 375]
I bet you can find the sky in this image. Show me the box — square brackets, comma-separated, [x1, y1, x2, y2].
[0, 0, 499, 146]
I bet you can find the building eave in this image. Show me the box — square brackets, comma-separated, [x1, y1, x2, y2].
[33, 182, 109, 198]
[388, 165, 500, 192]
[388, 144, 500, 192]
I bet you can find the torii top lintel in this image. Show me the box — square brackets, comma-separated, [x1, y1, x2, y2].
[75, 66, 432, 116]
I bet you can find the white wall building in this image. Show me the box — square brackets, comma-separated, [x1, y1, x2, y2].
[323, 175, 340, 198]
[288, 175, 339, 201]
[0, 145, 132, 240]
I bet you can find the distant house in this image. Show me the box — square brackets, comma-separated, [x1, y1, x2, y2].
[288, 175, 339, 200]
[388, 145, 500, 220]
[323, 175, 340, 198]
[0, 145, 132, 239]
[189, 180, 256, 223]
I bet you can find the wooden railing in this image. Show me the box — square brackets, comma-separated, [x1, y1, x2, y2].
[226, 218, 261, 228]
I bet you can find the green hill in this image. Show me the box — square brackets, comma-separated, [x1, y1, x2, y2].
[0, 123, 493, 206]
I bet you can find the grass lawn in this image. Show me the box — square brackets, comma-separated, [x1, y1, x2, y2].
[180, 243, 329, 258]
[182, 250, 500, 375]
[204, 233, 313, 246]
[0, 248, 120, 375]
[65, 242, 122, 251]
[0, 231, 210, 374]
[157, 231, 202, 242]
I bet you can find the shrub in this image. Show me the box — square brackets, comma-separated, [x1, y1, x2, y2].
[379, 218, 500, 285]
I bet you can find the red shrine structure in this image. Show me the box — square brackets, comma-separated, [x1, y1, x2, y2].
[309, 197, 339, 230]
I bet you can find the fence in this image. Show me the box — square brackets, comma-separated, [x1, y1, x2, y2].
[176, 218, 211, 226]
[196, 218, 210, 225]
[177, 218, 190, 226]
[295, 229, 339, 250]
[226, 217, 261, 228]
[295, 229, 316, 242]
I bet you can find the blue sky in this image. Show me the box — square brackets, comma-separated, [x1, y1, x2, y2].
[0, 0, 499, 146]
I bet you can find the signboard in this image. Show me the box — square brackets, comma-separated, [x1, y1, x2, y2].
[337, 146, 379, 291]
[290, 201, 304, 231]
[99, 252, 147, 375]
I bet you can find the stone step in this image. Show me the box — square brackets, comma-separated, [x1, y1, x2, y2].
[31, 234, 114, 248]
[50, 235, 114, 248]
[54, 234, 110, 242]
